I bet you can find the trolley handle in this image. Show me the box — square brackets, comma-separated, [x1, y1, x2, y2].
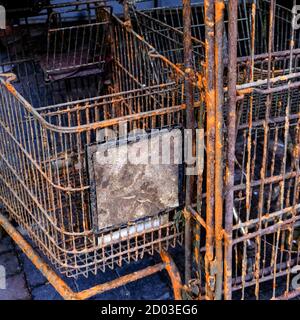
[0, 73, 17, 83]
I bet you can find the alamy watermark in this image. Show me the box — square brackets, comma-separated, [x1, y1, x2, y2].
[95, 126, 204, 176]
[292, 5, 300, 30]
[0, 265, 6, 290]
[291, 265, 300, 291]
[0, 6, 5, 30]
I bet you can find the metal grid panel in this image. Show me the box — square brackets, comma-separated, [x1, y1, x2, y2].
[0, 13, 185, 278]
[0, 1, 112, 79]
[128, 0, 300, 300]
[130, 0, 251, 71]
[227, 0, 300, 299]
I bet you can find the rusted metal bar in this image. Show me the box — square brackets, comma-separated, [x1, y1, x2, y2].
[253, 81, 300, 94]
[273, 289, 300, 300]
[76, 264, 166, 300]
[224, 0, 238, 301]
[187, 206, 207, 230]
[1, 75, 188, 135]
[160, 250, 183, 300]
[232, 203, 300, 231]
[284, 0, 300, 297]
[254, 0, 275, 299]
[123, 0, 131, 26]
[236, 71, 300, 92]
[214, 0, 225, 300]
[183, 0, 195, 285]
[0, 212, 182, 300]
[235, 48, 300, 63]
[232, 216, 300, 245]
[240, 0, 256, 299]
[232, 258, 298, 290]
[195, 128, 205, 286]
[204, 0, 216, 300]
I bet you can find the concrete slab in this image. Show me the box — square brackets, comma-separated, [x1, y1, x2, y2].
[0, 236, 13, 255]
[18, 253, 47, 288]
[0, 252, 22, 277]
[31, 283, 63, 301]
[0, 273, 30, 300]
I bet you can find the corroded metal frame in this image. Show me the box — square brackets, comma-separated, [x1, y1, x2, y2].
[0, 212, 183, 300]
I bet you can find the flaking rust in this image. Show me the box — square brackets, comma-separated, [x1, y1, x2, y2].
[0, 1, 187, 300]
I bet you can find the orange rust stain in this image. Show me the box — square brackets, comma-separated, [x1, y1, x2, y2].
[6, 83, 17, 95]
[215, 2, 225, 24]
[160, 251, 183, 300]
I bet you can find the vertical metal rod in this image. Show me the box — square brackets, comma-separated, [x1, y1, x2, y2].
[183, 0, 195, 285]
[284, 0, 297, 297]
[204, 0, 215, 300]
[224, 0, 238, 301]
[214, 0, 225, 300]
[123, 0, 131, 25]
[241, 0, 256, 299]
[255, 0, 275, 299]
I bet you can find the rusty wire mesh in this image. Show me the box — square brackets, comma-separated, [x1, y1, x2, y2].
[0, 3, 185, 278]
[129, 0, 300, 300]
[1, 0, 300, 300]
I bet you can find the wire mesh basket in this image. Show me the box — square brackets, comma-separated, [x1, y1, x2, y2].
[130, 0, 300, 72]
[1, 0, 300, 301]
[129, 0, 300, 299]
[0, 1, 112, 81]
[129, 0, 253, 72]
[44, 5, 112, 79]
[0, 12, 185, 279]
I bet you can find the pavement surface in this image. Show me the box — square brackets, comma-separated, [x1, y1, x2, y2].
[0, 228, 183, 300]
[1, 227, 300, 300]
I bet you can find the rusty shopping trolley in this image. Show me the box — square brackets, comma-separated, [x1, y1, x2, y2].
[1, 0, 300, 301]
[0, 2, 189, 300]
[0, 1, 112, 80]
[128, 0, 300, 300]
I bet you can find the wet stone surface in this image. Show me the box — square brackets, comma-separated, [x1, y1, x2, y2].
[0, 236, 13, 255]
[0, 233, 179, 300]
[0, 273, 31, 300]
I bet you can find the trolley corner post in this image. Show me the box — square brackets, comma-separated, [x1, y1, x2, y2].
[214, 0, 225, 301]
[123, 0, 131, 26]
[224, 0, 238, 301]
[183, 0, 196, 285]
[204, 0, 216, 300]
[203, 0, 225, 300]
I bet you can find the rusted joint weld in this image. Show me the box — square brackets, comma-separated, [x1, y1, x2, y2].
[187, 206, 207, 229]
[215, 228, 225, 241]
[183, 207, 192, 221]
[160, 251, 183, 300]
[123, 19, 132, 29]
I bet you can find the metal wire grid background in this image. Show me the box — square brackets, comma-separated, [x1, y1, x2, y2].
[129, 0, 300, 299]
[130, 1, 300, 70]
